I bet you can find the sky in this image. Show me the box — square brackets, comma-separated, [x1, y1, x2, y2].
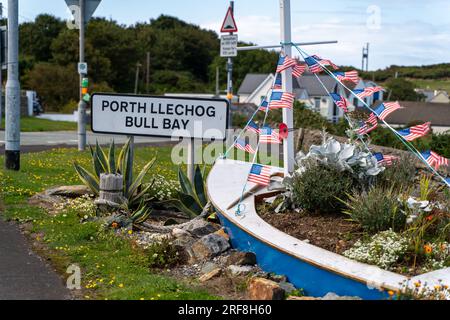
[6, 0, 450, 70]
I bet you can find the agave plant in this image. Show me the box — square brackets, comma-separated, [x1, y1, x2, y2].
[104, 201, 152, 229]
[163, 165, 209, 218]
[74, 138, 156, 208]
[295, 132, 384, 179]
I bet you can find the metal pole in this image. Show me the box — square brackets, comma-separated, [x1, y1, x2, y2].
[5, 0, 20, 170]
[187, 138, 195, 183]
[215, 66, 220, 97]
[0, 68, 2, 129]
[127, 63, 141, 187]
[226, 1, 234, 129]
[280, 0, 294, 175]
[236, 41, 338, 51]
[77, 0, 87, 151]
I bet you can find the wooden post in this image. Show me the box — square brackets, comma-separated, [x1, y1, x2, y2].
[96, 173, 124, 207]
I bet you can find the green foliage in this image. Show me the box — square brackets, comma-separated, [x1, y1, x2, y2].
[291, 164, 355, 214]
[147, 238, 181, 269]
[74, 139, 156, 208]
[342, 187, 406, 233]
[163, 166, 208, 218]
[431, 132, 450, 158]
[377, 155, 417, 190]
[360, 63, 450, 82]
[384, 78, 424, 101]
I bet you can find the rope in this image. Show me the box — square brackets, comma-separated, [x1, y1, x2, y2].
[290, 43, 450, 188]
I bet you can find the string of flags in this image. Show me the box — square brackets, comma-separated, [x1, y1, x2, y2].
[230, 49, 449, 191]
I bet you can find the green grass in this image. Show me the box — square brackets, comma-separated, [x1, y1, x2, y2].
[0, 117, 89, 132]
[0, 146, 217, 300]
[408, 78, 450, 93]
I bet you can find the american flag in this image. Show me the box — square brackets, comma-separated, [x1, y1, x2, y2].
[268, 91, 295, 109]
[248, 164, 271, 186]
[330, 93, 348, 112]
[276, 55, 297, 73]
[373, 101, 402, 121]
[396, 122, 431, 142]
[305, 55, 338, 73]
[431, 151, 449, 169]
[292, 63, 307, 78]
[246, 121, 260, 134]
[333, 71, 359, 84]
[259, 126, 281, 144]
[373, 152, 399, 166]
[234, 139, 256, 154]
[274, 73, 282, 89]
[353, 86, 384, 99]
[357, 113, 378, 135]
[259, 99, 269, 111]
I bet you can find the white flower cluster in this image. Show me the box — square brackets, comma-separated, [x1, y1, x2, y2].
[343, 229, 409, 270]
[53, 195, 96, 217]
[150, 175, 179, 201]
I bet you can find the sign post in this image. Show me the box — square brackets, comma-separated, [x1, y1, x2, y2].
[91, 94, 229, 182]
[0, 26, 7, 130]
[220, 1, 238, 132]
[65, 0, 102, 151]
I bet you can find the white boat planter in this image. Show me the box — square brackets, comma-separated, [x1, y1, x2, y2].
[207, 158, 450, 300]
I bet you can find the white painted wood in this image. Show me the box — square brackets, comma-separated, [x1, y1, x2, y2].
[206, 159, 450, 296]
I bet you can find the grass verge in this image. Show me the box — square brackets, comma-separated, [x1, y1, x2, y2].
[0, 146, 217, 300]
[1, 117, 90, 132]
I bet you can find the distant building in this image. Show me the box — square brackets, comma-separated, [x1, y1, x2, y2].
[237, 72, 384, 123]
[370, 101, 450, 134]
[414, 89, 450, 104]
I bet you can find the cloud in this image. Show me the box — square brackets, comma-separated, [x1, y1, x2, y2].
[203, 14, 450, 70]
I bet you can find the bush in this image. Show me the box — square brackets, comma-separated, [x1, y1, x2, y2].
[147, 238, 181, 269]
[342, 187, 407, 233]
[377, 155, 417, 190]
[292, 164, 355, 214]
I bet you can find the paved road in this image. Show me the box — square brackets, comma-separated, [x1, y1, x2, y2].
[0, 130, 174, 153]
[0, 219, 71, 300]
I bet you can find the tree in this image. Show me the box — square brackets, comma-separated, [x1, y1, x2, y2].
[385, 78, 424, 101]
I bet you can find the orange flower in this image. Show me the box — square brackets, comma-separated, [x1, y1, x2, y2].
[423, 244, 432, 254]
[111, 222, 119, 229]
[426, 215, 433, 221]
[414, 281, 421, 288]
[388, 290, 395, 296]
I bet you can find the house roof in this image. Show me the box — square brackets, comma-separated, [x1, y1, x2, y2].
[380, 101, 450, 127]
[295, 75, 337, 96]
[238, 74, 272, 95]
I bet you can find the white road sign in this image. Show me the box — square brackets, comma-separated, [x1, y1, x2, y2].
[65, 0, 102, 25]
[91, 94, 229, 140]
[220, 34, 238, 57]
[78, 62, 88, 74]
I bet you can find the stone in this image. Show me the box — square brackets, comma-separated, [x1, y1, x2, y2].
[45, 185, 92, 198]
[279, 281, 297, 294]
[189, 233, 230, 262]
[181, 219, 219, 237]
[214, 228, 230, 241]
[247, 278, 285, 300]
[227, 265, 253, 276]
[321, 292, 362, 300]
[226, 251, 257, 266]
[198, 268, 222, 282]
[268, 274, 287, 283]
[201, 262, 220, 274]
[286, 296, 320, 300]
[172, 228, 192, 239]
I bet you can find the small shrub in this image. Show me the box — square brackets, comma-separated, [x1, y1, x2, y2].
[342, 187, 406, 233]
[147, 238, 181, 269]
[377, 155, 416, 190]
[292, 164, 355, 214]
[343, 229, 409, 269]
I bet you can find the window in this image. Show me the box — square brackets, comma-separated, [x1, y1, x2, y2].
[314, 97, 321, 111]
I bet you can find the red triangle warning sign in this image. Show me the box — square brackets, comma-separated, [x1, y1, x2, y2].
[221, 6, 238, 33]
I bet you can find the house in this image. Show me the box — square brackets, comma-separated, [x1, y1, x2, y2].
[414, 89, 450, 104]
[237, 73, 384, 123]
[379, 101, 450, 134]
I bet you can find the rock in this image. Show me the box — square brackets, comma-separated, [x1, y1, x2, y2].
[321, 292, 362, 300]
[214, 228, 230, 241]
[198, 268, 222, 282]
[247, 278, 285, 300]
[46, 185, 92, 198]
[279, 281, 297, 294]
[201, 262, 220, 274]
[287, 296, 320, 300]
[226, 251, 257, 266]
[172, 228, 192, 239]
[227, 265, 253, 276]
[189, 233, 230, 262]
[181, 219, 219, 237]
[268, 274, 287, 283]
